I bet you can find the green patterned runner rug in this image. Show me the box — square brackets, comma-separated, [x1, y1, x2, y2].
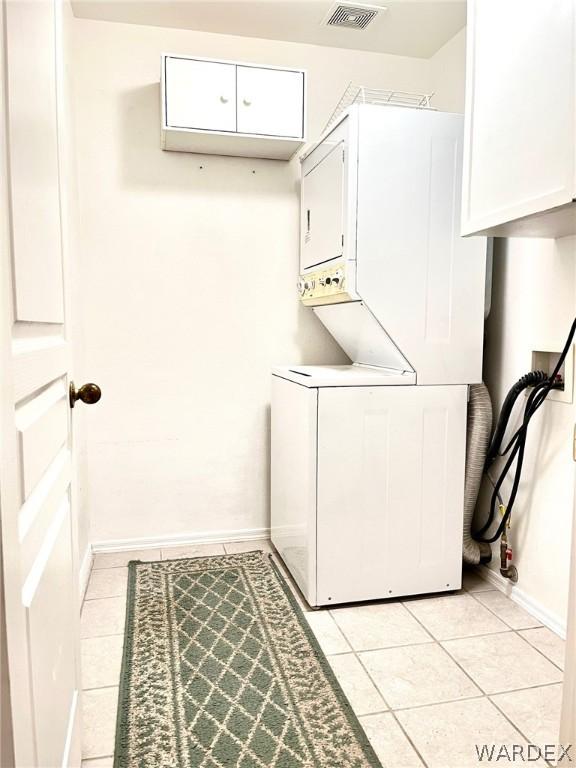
[114, 550, 381, 768]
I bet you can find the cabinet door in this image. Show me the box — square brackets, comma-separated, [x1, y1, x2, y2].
[237, 66, 304, 138]
[164, 57, 236, 132]
[462, 0, 575, 236]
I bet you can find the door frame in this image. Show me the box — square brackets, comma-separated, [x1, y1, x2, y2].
[560, 471, 576, 752]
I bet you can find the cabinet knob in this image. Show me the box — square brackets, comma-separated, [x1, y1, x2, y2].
[243, 98, 252, 107]
[219, 95, 229, 104]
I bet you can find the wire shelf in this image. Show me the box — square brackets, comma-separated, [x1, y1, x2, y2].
[323, 83, 435, 133]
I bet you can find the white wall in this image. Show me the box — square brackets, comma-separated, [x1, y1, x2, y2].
[72, 18, 431, 545]
[431, 28, 576, 630]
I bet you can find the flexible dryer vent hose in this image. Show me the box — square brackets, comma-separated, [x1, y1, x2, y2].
[463, 383, 493, 565]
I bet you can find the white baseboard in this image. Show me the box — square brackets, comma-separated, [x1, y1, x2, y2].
[91, 526, 271, 554]
[479, 565, 566, 639]
[79, 545, 93, 603]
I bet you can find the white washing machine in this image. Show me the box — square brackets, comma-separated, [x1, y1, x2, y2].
[271, 102, 487, 607]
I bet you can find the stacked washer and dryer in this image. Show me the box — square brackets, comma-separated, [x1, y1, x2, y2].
[271, 101, 487, 608]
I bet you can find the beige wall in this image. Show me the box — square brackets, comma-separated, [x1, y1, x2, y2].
[430, 26, 466, 112]
[479, 238, 576, 631]
[72, 18, 431, 544]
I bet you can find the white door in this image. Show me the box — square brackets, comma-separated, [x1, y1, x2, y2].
[237, 65, 304, 138]
[164, 56, 237, 132]
[0, 2, 91, 766]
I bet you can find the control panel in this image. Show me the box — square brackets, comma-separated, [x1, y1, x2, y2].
[297, 262, 351, 306]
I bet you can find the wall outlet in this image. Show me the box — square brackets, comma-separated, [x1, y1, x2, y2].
[531, 346, 574, 403]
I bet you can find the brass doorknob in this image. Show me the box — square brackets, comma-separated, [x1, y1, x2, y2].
[69, 381, 101, 408]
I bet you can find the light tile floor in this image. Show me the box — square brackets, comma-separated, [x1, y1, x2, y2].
[80, 541, 565, 768]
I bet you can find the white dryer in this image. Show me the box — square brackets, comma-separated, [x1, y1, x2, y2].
[271, 102, 487, 607]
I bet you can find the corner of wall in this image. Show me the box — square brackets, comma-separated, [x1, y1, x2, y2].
[429, 26, 467, 113]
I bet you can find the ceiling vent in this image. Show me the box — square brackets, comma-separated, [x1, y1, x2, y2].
[324, 3, 385, 31]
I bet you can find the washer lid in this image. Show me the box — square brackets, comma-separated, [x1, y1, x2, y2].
[312, 301, 413, 372]
[272, 364, 416, 388]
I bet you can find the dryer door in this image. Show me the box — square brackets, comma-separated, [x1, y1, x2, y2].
[301, 142, 346, 271]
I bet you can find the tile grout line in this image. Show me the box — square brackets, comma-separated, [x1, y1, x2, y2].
[513, 631, 565, 674]
[487, 694, 557, 768]
[328, 628, 513, 654]
[325, 639, 433, 656]
[84, 594, 126, 602]
[332, 617, 435, 768]
[389, 710, 429, 768]
[397, 598, 493, 696]
[432, 625, 562, 757]
[83, 684, 119, 693]
[343, 650, 387, 712]
[81, 631, 126, 641]
[468, 585, 544, 630]
[510, 628, 564, 674]
[365, 681, 564, 715]
[451, 583, 564, 672]
[459, 589, 565, 673]
[352, 648, 430, 768]
[91, 540, 236, 570]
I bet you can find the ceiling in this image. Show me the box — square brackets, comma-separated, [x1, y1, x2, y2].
[71, 0, 467, 59]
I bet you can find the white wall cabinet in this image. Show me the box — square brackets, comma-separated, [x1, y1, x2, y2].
[162, 55, 305, 160]
[462, 0, 576, 237]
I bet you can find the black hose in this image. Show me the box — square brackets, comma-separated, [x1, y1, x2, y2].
[477, 374, 547, 537]
[474, 317, 576, 544]
[484, 370, 548, 468]
[475, 381, 550, 542]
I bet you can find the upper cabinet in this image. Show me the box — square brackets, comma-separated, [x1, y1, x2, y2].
[161, 55, 306, 160]
[461, 0, 576, 237]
